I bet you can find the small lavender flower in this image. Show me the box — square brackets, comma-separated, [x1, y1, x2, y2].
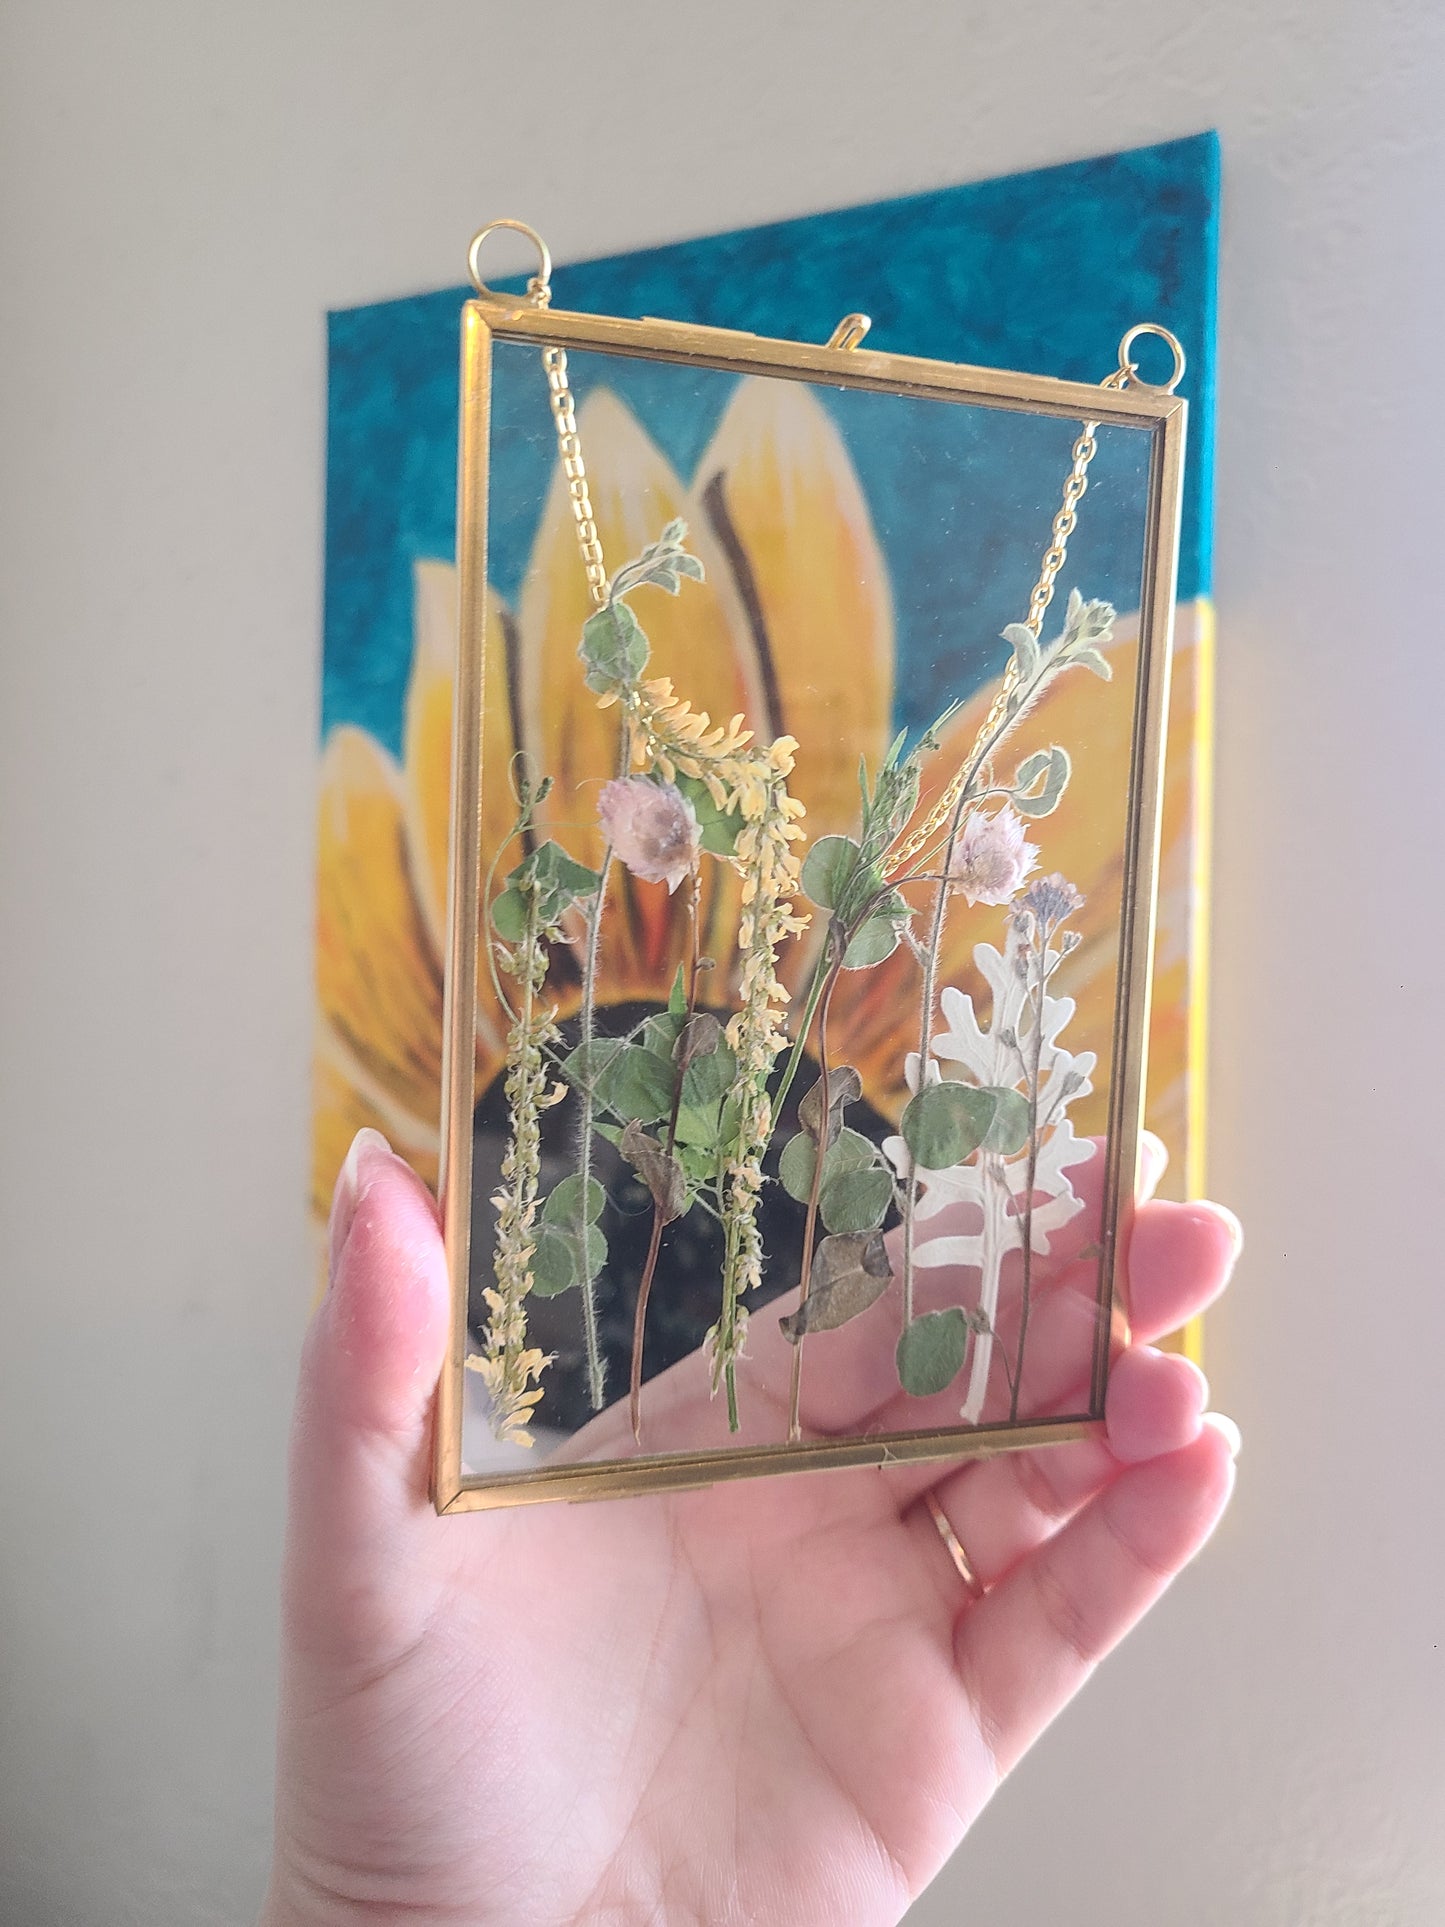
[1014, 871, 1085, 938]
[597, 776, 701, 893]
[948, 805, 1039, 906]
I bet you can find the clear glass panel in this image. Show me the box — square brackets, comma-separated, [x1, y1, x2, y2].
[461, 336, 1155, 1479]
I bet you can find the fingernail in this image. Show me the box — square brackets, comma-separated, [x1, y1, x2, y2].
[328, 1127, 393, 1286]
[1202, 1411, 1242, 1459]
[1178, 1354, 1211, 1413]
[1209, 1203, 1245, 1262]
[1138, 1130, 1169, 1194]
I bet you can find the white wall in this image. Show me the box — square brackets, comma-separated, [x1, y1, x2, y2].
[2, 2, 1442, 1921]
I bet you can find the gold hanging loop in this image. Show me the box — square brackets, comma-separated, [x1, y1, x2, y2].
[467, 218, 554, 307]
[468, 217, 605, 603]
[827, 313, 872, 351]
[1115, 322, 1186, 395]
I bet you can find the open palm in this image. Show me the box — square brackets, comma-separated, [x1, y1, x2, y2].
[263, 1131, 1238, 1926]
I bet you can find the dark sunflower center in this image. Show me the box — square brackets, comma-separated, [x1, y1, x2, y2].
[469, 1000, 890, 1434]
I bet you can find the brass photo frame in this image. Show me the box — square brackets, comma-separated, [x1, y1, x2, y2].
[433, 223, 1186, 1513]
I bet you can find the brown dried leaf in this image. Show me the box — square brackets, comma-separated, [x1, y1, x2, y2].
[619, 1120, 687, 1224]
[778, 1229, 892, 1342]
[797, 1064, 863, 1145]
[676, 1010, 724, 1068]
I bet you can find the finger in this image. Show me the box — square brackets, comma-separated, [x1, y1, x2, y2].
[570, 1162, 1233, 1459]
[902, 1345, 1210, 1606]
[953, 1426, 1237, 1777]
[780, 1128, 1173, 1436]
[740, 1129, 1128, 1438]
[1126, 1198, 1241, 1337]
[283, 1130, 452, 1663]
[861, 1192, 1241, 1458]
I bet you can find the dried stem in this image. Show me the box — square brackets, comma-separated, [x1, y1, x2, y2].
[1010, 928, 1054, 1421]
[787, 946, 844, 1443]
[629, 873, 702, 1444]
[574, 846, 613, 1412]
[898, 787, 973, 1328]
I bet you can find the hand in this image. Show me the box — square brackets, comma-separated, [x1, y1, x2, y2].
[262, 1129, 1240, 1926]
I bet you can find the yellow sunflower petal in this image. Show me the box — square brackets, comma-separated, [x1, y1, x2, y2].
[401, 559, 516, 1067]
[692, 376, 894, 844]
[310, 1023, 440, 1225]
[401, 559, 461, 960]
[315, 724, 446, 1124]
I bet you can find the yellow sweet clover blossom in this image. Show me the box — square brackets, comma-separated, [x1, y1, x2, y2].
[606, 666, 810, 1420]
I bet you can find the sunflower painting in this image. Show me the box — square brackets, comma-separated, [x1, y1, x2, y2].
[317, 141, 1217, 1484]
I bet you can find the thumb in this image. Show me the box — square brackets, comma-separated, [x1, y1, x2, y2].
[282, 1129, 451, 1664]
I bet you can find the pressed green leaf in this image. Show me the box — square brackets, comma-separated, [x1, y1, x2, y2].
[490, 886, 529, 941]
[896, 1307, 970, 1396]
[667, 965, 687, 1016]
[1071, 646, 1112, 680]
[1002, 621, 1041, 684]
[528, 839, 601, 901]
[842, 895, 910, 970]
[676, 771, 740, 856]
[560, 1036, 625, 1094]
[542, 1173, 606, 1226]
[900, 1082, 997, 1170]
[800, 834, 861, 911]
[681, 1038, 736, 1109]
[819, 1164, 892, 1235]
[778, 1131, 818, 1202]
[778, 1125, 880, 1203]
[672, 1101, 722, 1149]
[579, 601, 650, 693]
[641, 1010, 686, 1058]
[595, 1045, 675, 1124]
[677, 1142, 716, 1184]
[980, 1086, 1031, 1155]
[531, 1220, 607, 1297]
[779, 1230, 892, 1341]
[1011, 745, 1071, 819]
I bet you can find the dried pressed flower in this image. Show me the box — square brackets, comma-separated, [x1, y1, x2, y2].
[948, 805, 1039, 906]
[597, 776, 701, 893]
[1013, 871, 1085, 938]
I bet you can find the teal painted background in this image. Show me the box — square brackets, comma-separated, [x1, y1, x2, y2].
[324, 133, 1218, 756]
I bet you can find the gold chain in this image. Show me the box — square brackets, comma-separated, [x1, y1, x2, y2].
[541, 341, 609, 607]
[965, 366, 1132, 758]
[884, 366, 1131, 875]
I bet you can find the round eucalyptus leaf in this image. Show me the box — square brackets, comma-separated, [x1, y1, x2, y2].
[800, 835, 861, 911]
[580, 600, 650, 693]
[900, 1082, 997, 1171]
[779, 1125, 880, 1203]
[595, 1045, 675, 1124]
[530, 1221, 606, 1297]
[778, 1131, 819, 1203]
[819, 1164, 892, 1235]
[542, 1173, 606, 1226]
[842, 913, 903, 970]
[896, 1307, 970, 1396]
[981, 1086, 1031, 1155]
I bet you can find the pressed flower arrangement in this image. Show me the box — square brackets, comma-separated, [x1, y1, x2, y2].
[432, 238, 1188, 1510]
